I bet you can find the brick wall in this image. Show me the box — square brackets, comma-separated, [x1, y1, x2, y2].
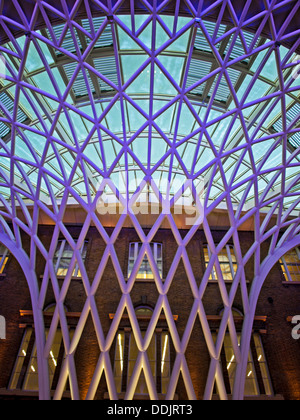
[0, 225, 299, 400]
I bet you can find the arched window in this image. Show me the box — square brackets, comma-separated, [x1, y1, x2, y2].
[113, 306, 171, 396]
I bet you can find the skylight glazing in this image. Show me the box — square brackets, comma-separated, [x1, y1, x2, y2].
[0, 7, 299, 213]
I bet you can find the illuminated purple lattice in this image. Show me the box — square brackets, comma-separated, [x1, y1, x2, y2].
[0, 0, 299, 400]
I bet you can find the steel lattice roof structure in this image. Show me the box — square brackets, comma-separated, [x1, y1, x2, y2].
[0, 0, 299, 400]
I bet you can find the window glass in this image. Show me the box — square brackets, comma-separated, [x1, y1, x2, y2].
[213, 329, 273, 396]
[54, 239, 88, 278]
[213, 333, 258, 396]
[204, 244, 237, 281]
[0, 244, 9, 274]
[114, 332, 125, 393]
[253, 334, 273, 396]
[161, 332, 171, 395]
[9, 306, 72, 392]
[280, 247, 300, 282]
[128, 242, 163, 280]
[23, 330, 64, 391]
[9, 328, 33, 390]
[113, 308, 171, 395]
[128, 331, 156, 395]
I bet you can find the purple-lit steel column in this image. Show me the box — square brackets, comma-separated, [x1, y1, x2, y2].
[233, 234, 300, 400]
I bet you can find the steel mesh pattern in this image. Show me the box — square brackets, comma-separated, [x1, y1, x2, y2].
[0, 0, 300, 400]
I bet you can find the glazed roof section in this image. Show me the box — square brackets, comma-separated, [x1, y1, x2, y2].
[1, 0, 300, 50]
[0, 11, 299, 214]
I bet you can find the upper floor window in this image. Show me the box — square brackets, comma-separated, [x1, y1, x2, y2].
[54, 240, 88, 278]
[0, 244, 9, 274]
[279, 247, 300, 282]
[128, 242, 163, 281]
[204, 244, 237, 282]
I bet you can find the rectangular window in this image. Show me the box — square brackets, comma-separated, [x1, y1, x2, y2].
[253, 334, 273, 396]
[9, 328, 33, 390]
[54, 240, 88, 278]
[128, 242, 163, 281]
[204, 244, 237, 282]
[22, 341, 39, 391]
[280, 247, 300, 282]
[113, 327, 170, 396]
[213, 332, 273, 397]
[9, 326, 73, 392]
[22, 329, 64, 391]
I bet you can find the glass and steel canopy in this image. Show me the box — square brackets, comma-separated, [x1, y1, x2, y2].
[0, 0, 300, 401]
[0, 8, 299, 215]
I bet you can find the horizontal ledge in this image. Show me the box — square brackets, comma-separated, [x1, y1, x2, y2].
[109, 314, 266, 322]
[19, 310, 266, 323]
[38, 277, 253, 284]
[40, 275, 83, 281]
[206, 315, 267, 322]
[104, 392, 179, 400]
[0, 388, 71, 398]
[207, 280, 250, 284]
[109, 313, 179, 322]
[286, 316, 300, 322]
[282, 281, 300, 285]
[20, 310, 81, 318]
[211, 394, 284, 400]
[127, 278, 163, 283]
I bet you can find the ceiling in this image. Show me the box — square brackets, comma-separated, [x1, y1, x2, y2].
[0, 0, 299, 226]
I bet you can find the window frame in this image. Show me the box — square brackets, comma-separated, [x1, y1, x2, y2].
[113, 307, 171, 396]
[224, 333, 260, 397]
[0, 244, 9, 275]
[9, 305, 72, 393]
[214, 307, 273, 397]
[127, 331, 157, 396]
[253, 334, 274, 396]
[160, 331, 171, 395]
[204, 244, 237, 282]
[8, 326, 65, 392]
[280, 247, 300, 282]
[114, 331, 125, 394]
[127, 242, 163, 282]
[8, 327, 34, 390]
[53, 239, 88, 278]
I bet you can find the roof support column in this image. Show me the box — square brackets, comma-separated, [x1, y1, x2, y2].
[0, 232, 50, 400]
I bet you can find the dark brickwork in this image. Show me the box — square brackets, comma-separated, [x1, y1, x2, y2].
[0, 226, 299, 400]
